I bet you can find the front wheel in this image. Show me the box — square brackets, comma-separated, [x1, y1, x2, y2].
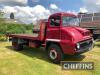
[47, 44, 64, 64]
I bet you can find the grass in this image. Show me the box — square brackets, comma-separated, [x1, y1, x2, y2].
[0, 42, 100, 75]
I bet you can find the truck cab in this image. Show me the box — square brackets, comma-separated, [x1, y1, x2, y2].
[45, 13, 93, 63]
[8, 12, 94, 63]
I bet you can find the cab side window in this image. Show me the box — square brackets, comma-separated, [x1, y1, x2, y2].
[50, 16, 60, 26]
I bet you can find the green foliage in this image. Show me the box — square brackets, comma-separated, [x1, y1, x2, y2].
[0, 23, 33, 41]
[0, 23, 33, 34]
[25, 25, 34, 30]
[0, 35, 7, 41]
[6, 23, 26, 34]
[0, 18, 5, 23]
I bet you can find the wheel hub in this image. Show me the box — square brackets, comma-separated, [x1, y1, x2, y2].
[50, 49, 57, 60]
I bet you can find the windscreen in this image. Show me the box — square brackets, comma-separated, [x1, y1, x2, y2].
[62, 16, 79, 26]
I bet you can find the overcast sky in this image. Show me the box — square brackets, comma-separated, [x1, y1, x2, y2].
[0, 0, 100, 24]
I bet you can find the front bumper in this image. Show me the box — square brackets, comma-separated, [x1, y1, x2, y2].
[75, 39, 94, 54]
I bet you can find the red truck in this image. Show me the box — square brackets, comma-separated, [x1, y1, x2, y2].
[7, 12, 93, 63]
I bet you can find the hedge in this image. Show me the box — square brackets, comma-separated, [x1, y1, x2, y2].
[0, 23, 33, 34]
[0, 23, 34, 41]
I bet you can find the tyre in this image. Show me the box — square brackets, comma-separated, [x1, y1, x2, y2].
[47, 44, 64, 64]
[12, 42, 23, 51]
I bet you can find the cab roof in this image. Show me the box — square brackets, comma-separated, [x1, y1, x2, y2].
[50, 12, 77, 17]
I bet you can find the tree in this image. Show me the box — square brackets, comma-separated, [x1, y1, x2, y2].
[0, 10, 4, 18]
[10, 13, 14, 19]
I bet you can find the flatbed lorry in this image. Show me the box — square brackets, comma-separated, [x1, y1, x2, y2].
[7, 12, 94, 63]
[79, 13, 100, 40]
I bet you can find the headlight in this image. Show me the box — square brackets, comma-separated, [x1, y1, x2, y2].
[77, 43, 80, 49]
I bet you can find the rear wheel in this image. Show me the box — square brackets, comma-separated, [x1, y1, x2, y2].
[12, 43, 23, 51]
[47, 44, 64, 64]
[12, 38, 23, 51]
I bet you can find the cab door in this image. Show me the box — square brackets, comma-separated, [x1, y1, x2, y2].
[46, 16, 61, 40]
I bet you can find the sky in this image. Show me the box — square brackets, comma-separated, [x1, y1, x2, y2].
[0, 0, 100, 24]
[28, 0, 83, 11]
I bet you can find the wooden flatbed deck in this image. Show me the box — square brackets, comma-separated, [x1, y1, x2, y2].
[8, 34, 39, 40]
